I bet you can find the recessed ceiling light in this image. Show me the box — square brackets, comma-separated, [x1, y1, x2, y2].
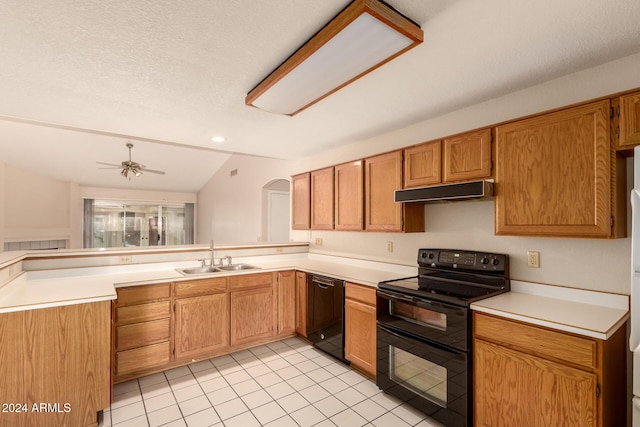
[211, 136, 225, 143]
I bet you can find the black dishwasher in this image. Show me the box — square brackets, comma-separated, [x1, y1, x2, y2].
[306, 274, 348, 363]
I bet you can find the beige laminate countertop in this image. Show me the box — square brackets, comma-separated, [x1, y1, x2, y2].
[471, 280, 629, 340]
[0, 256, 415, 314]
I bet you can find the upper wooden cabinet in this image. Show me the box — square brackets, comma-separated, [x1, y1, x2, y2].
[311, 167, 334, 230]
[291, 173, 310, 230]
[365, 151, 424, 232]
[616, 91, 640, 149]
[335, 160, 364, 231]
[494, 100, 622, 238]
[443, 128, 492, 183]
[404, 139, 441, 187]
[403, 129, 492, 188]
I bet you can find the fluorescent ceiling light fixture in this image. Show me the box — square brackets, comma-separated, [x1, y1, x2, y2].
[211, 136, 225, 143]
[245, 0, 422, 116]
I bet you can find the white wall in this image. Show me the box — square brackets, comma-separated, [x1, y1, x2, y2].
[197, 154, 293, 245]
[289, 53, 640, 295]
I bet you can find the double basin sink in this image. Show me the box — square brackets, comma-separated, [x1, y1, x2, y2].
[176, 263, 260, 276]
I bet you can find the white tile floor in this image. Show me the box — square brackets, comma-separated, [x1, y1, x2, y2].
[101, 337, 444, 427]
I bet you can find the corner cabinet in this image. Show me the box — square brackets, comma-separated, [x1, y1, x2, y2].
[473, 313, 627, 427]
[344, 282, 377, 379]
[292, 173, 311, 230]
[494, 100, 625, 238]
[365, 150, 424, 232]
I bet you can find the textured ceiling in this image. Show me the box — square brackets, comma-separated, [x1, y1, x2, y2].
[0, 0, 639, 192]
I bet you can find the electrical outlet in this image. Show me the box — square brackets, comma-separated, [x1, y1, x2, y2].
[387, 241, 394, 253]
[315, 238, 323, 246]
[276, 247, 283, 253]
[118, 255, 132, 264]
[527, 251, 540, 268]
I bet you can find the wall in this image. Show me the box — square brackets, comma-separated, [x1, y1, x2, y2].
[0, 163, 197, 250]
[197, 154, 293, 245]
[1, 162, 79, 247]
[289, 52, 640, 295]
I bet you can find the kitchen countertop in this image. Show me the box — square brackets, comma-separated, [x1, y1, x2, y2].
[0, 254, 415, 314]
[471, 280, 629, 340]
[0, 253, 630, 341]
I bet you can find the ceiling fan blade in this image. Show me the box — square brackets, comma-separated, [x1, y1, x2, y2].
[96, 161, 122, 167]
[98, 167, 122, 170]
[141, 168, 166, 175]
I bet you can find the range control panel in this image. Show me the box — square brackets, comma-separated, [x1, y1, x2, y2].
[417, 249, 508, 273]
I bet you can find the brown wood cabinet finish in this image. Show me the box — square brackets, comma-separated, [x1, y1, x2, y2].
[117, 318, 171, 351]
[116, 300, 171, 325]
[443, 128, 492, 182]
[230, 286, 275, 347]
[474, 312, 627, 427]
[365, 151, 424, 232]
[344, 283, 376, 379]
[334, 160, 364, 230]
[117, 282, 171, 306]
[0, 302, 110, 427]
[618, 92, 640, 148]
[404, 140, 442, 188]
[277, 270, 296, 335]
[295, 271, 308, 337]
[174, 293, 229, 360]
[311, 167, 334, 230]
[116, 342, 171, 377]
[173, 277, 227, 298]
[292, 173, 311, 230]
[495, 100, 614, 237]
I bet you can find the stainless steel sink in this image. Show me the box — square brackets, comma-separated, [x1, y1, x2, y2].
[216, 263, 260, 271]
[176, 266, 222, 275]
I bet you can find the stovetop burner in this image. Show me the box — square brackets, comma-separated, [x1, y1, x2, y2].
[378, 249, 510, 306]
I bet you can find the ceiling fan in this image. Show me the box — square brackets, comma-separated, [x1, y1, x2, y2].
[97, 143, 165, 179]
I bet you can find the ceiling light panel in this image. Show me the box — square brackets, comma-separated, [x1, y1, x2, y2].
[246, 0, 422, 116]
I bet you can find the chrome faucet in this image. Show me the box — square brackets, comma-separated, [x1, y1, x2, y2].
[209, 240, 215, 267]
[222, 255, 232, 266]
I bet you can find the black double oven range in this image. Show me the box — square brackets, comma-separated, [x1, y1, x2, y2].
[376, 249, 509, 427]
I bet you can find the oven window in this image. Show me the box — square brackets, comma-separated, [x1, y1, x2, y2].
[389, 346, 447, 407]
[390, 300, 447, 331]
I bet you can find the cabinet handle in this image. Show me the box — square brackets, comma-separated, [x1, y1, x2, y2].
[596, 384, 601, 398]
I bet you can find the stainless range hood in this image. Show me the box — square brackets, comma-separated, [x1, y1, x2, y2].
[394, 180, 493, 203]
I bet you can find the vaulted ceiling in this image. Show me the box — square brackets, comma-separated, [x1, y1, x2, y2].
[1, 0, 639, 191]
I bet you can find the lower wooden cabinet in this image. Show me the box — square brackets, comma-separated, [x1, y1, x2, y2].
[344, 282, 377, 379]
[277, 270, 296, 335]
[473, 312, 627, 427]
[295, 271, 308, 337]
[174, 293, 229, 360]
[0, 302, 111, 427]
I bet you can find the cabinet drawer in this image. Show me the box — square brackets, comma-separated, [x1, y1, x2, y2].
[229, 272, 273, 290]
[474, 313, 597, 370]
[174, 277, 228, 298]
[116, 301, 171, 325]
[116, 319, 170, 351]
[117, 283, 171, 306]
[345, 282, 376, 306]
[116, 342, 171, 376]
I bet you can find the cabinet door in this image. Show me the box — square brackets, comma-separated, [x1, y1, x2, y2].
[474, 339, 597, 427]
[443, 128, 492, 182]
[174, 293, 229, 360]
[230, 287, 275, 346]
[278, 271, 296, 335]
[292, 173, 311, 230]
[344, 298, 376, 379]
[618, 92, 640, 148]
[495, 100, 611, 237]
[295, 271, 308, 337]
[335, 160, 364, 230]
[365, 151, 424, 232]
[311, 167, 334, 230]
[404, 140, 442, 187]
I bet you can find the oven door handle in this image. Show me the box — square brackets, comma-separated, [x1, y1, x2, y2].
[377, 322, 465, 356]
[376, 289, 416, 304]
